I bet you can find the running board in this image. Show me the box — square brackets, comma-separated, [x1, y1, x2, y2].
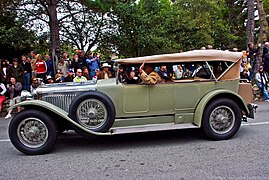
[110, 123, 199, 135]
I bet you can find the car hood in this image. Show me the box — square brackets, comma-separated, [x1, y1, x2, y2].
[36, 81, 97, 94]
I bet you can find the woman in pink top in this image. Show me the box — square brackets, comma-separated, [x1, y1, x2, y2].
[35, 54, 47, 80]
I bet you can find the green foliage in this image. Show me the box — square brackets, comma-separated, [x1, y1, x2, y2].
[61, 43, 77, 57]
[99, 0, 248, 57]
[99, 0, 179, 57]
[0, 11, 36, 50]
[264, 0, 269, 14]
[0, 10, 39, 60]
[0, 0, 257, 59]
[167, 0, 244, 50]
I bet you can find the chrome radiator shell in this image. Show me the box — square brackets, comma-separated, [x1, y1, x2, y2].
[36, 81, 97, 112]
[42, 93, 77, 112]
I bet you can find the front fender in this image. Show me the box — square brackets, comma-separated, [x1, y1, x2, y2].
[193, 90, 249, 127]
[9, 100, 112, 136]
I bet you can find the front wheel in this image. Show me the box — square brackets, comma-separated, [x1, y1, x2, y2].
[202, 98, 242, 140]
[69, 91, 115, 134]
[9, 110, 58, 155]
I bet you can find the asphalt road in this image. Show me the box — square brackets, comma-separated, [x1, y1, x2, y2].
[0, 102, 269, 180]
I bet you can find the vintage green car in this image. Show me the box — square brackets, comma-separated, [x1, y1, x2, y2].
[8, 50, 256, 155]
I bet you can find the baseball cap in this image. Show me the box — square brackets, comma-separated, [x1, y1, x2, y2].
[68, 68, 74, 73]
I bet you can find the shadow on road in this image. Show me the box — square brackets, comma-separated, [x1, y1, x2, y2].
[54, 129, 204, 153]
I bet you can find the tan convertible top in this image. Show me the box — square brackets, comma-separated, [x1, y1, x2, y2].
[116, 50, 243, 64]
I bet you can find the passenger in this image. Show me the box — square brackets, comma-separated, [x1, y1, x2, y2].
[73, 69, 87, 82]
[158, 66, 169, 77]
[118, 66, 128, 83]
[126, 71, 139, 84]
[174, 65, 184, 79]
[139, 61, 162, 85]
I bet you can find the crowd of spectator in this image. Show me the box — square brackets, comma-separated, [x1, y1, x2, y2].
[0, 50, 115, 118]
[254, 42, 269, 102]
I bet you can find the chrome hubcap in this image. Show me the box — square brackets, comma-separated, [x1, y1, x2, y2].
[209, 106, 235, 134]
[77, 99, 107, 129]
[17, 118, 48, 148]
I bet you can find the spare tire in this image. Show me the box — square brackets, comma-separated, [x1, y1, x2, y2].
[69, 91, 115, 133]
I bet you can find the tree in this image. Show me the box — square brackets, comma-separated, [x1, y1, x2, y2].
[170, 0, 236, 50]
[256, 0, 268, 45]
[7, 0, 114, 54]
[99, 0, 178, 57]
[256, 0, 268, 70]
[7, 0, 61, 54]
[59, 0, 114, 52]
[247, 0, 255, 45]
[0, 10, 37, 60]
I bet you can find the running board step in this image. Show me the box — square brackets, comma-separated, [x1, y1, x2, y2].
[110, 123, 199, 135]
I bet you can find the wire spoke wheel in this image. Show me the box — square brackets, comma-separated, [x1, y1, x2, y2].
[9, 110, 58, 155]
[17, 118, 49, 148]
[202, 98, 241, 140]
[77, 99, 108, 129]
[69, 92, 115, 134]
[209, 106, 235, 134]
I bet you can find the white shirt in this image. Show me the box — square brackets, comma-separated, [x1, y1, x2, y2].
[0, 83, 7, 95]
[3, 67, 7, 76]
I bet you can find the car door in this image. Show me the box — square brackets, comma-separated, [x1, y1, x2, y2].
[122, 83, 174, 115]
[173, 82, 201, 111]
[123, 84, 149, 113]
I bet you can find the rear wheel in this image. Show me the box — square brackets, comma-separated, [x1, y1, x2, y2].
[9, 109, 58, 155]
[202, 98, 241, 140]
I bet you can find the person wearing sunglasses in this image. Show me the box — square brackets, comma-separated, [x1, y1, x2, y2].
[73, 69, 87, 82]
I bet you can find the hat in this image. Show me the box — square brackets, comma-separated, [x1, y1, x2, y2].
[101, 63, 111, 68]
[68, 68, 74, 73]
[46, 75, 53, 80]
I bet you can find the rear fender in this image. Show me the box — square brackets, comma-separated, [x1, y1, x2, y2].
[9, 100, 112, 136]
[193, 90, 249, 127]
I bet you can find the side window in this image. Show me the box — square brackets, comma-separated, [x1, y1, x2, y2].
[173, 62, 213, 80]
[118, 65, 141, 85]
[208, 61, 233, 79]
[193, 63, 213, 79]
[173, 63, 193, 80]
